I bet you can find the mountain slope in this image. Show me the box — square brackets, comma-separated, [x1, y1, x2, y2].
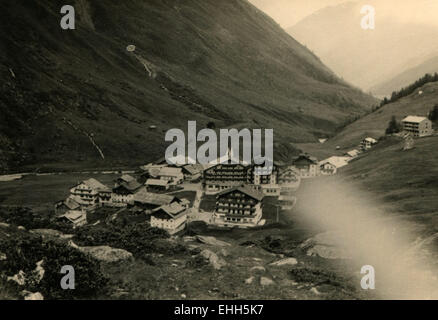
[0, 0, 375, 172]
[371, 56, 438, 98]
[288, 1, 438, 92]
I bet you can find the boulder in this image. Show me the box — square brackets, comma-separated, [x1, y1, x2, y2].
[196, 235, 230, 247]
[7, 270, 26, 286]
[300, 232, 351, 260]
[269, 258, 298, 267]
[306, 245, 350, 260]
[0, 252, 6, 261]
[200, 249, 227, 270]
[260, 277, 274, 286]
[23, 291, 44, 300]
[77, 245, 133, 263]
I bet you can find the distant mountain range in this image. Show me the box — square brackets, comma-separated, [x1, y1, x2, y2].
[288, 1, 438, 96]
[370, 56, 438, 98]
[0, 0, 376, 173]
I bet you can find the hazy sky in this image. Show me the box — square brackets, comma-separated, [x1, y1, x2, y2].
[249, 0, 438, 29]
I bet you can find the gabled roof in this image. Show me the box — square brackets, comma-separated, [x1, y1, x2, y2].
[82, 178, 111, 192]
[133, 189, 177, 206]
[217, 185, 264, 201]
[292, 154, 318, 165]
[402, 116, 428, 123]
[153, 202, 187, 220]
[114, 180, 143, 193]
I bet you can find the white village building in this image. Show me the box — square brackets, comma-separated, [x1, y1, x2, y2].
[402, 116, 433, 137]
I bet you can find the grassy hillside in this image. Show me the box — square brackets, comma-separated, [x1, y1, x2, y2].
[341, 136, 438, 235]
[296, 81, 438, 159]
[0, 0, 375, 173]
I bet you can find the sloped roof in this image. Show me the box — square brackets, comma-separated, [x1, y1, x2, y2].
[146, 179, 170, 187]
[158, 167, 183, 176]
[64, 197, 81, 210]
[364, 137, 377, 143]
[182, 164, 204, 175]
[83, 178, 111, 192]
[153, 202, 187, 220]
[402, 116, 428, 123]
[119, 174, 135, 183]
[133, 189, 176, 206]
[292, 154, 318, 165]
[60, 210, 86, 223]
[217, 185, 264, 201]
[346, 149, 360, 157]
[319, 156, 350, 169]
[114, 180, 143, 193]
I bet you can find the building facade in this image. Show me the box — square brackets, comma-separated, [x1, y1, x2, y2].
[291, 155, 320, 178]
[69, 178, 112, 210]
[150, 203, 188, 235]
[203, 163, 252, 194]
[402, 116, 433, 137]
[212, 186, 264, 228]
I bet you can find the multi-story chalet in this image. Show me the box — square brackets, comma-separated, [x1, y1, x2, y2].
[402, 116, 433, 137]
[158, 167, 184, 185]
[203, 163, 252, 195]
[69, 178, 112, 209]
[150, 202, 188, 235]
[132, 189, 180, 213]
[212, 185, 264, 228]
[291, 155, 319, 178]
[278, 166, 300, 185]
[112, 180, 143, 204]
[360, 137, 378, 151]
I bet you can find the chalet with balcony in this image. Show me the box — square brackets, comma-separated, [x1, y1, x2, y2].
[212, 185, 264, 228]
[203, 163, 252, 194]
[402, 116, 433, 137]
[69, 178, 112, 210]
